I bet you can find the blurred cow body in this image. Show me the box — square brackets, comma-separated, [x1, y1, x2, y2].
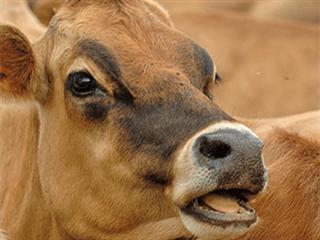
[168, 10, 320, 117]
[0, 0, 45, 42]
[252, 0, 320, 23]
[240, 111, 320, 239]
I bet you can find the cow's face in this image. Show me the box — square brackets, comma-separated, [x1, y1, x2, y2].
[0, 1, 267, 239]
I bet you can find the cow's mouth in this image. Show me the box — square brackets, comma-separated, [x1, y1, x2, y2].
[182, 189, 257, 227]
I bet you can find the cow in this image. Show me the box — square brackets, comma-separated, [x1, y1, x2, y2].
[251, 0, 320, 23]
[0, 230, 6, 240]
[0, 0, 267, 239]
[166, 9, 320, 118]
[0, 0, 45, 42]
[27, 0, 64, 26]
[239, 111, 320, 240]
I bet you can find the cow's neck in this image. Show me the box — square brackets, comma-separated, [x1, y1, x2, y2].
[0, 103, 72, 240]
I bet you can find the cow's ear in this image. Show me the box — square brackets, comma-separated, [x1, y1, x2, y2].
[0, 25, 36, 100]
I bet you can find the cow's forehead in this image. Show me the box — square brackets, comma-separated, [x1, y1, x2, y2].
[53, 0, 194, 57]
[46, 1, 214, 95]
[54, 0, 169, 30]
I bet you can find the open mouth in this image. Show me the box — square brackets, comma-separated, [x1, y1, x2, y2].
[182, 189, 257, 228]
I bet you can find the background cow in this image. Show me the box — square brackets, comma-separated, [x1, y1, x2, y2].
[162, 3, 320, 118]
[0, 0, 45, 42]
[240, 111, 320, 239]
[0, 231, 6, 240]
[251, 0, 320, 23]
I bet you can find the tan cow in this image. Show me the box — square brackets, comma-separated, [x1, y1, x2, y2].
[0, 1, 267, 239]
[239, 111, 320, 240]
[0, 0, 45, 42]
[168, 10, 320, 118]
[27, 0, 64, 25]
[251, 0, 320, 24]
[0, 230, 6, 240]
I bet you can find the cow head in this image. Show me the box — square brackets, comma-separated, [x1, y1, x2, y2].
[0, 1, 267, 239]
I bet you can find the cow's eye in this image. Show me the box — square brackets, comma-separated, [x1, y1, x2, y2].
[69, 72, 96, 97]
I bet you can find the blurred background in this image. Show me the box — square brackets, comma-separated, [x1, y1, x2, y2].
[160, 0, 320, 118]
[2, 0, 320, 118]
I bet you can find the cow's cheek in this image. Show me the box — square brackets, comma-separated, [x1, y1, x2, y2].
[36, 112, 177, 232]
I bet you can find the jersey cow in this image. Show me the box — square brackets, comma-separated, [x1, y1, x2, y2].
[0, 0, 267, 239]
[0, 231, 6, 240]
[167, 10, 320, 118]
[240, 111, 320, 240]
[0, 0, 45, 42]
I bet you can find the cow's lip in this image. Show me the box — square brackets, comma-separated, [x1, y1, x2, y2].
[181, 189, 257, 228]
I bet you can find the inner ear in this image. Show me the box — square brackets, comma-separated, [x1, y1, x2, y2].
[0, 25, 35, 98]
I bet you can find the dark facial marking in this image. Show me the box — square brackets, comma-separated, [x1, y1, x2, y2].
[193, 43, 214, 80]
[215, 73, 222, 83]
[27, 0, 37, 10]
[0, 72, 7, 80]
[84, 102, 110, 121]
[143, 173, 170, 186]
[174, 237, 197, 240]
[118, 97, 232, 160]
[77, 40, 133, 103]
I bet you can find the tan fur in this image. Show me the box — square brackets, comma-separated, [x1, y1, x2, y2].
[162, 0, 320, 23]
[168, 10, 320, 117]
[0, 0, 45, 42]
[241, 129, 320, 239]
[0, 230, 7, 240]
[28, 0, 64, 25]
[233, 111, 320, 239]
[245, 110, 320, 144]
[251, 0, 320, 23]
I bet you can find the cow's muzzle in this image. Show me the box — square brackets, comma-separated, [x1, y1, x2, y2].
[171, 122, 268, 240]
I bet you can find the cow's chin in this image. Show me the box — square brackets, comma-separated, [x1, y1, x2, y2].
[179, 212, 256, 240]
[178, 189, 258, 240]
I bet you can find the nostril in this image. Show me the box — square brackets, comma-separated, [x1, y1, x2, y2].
[199, 137, 232, 159]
